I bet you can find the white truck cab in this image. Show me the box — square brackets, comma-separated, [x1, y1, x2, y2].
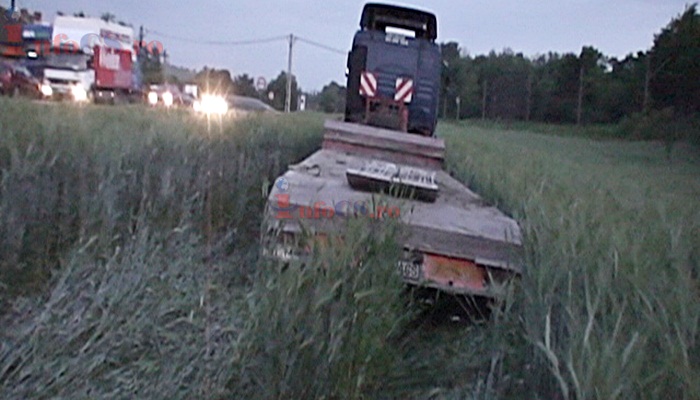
[43, 52, 93, 100]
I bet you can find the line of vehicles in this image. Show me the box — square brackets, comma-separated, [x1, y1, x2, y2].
[3, 15, 144, 103]
[1, 13, 239, 115]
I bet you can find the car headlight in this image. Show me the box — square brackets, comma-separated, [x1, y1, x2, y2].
[71, 84, 88, 102]
[40, 83, 53, 97]
[147, 91, 158, 105]
[195, 94, 229, 115]
[162, 91, 174, 107]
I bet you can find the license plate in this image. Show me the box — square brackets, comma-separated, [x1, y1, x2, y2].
[352, 161, 437, 190]
[398, 261, 422, 282]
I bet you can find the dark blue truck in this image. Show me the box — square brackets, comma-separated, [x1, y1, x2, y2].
[345, 3, 441, 136]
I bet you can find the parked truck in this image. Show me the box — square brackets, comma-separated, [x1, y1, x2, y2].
[263, 3, 523, 299]
[42, 16, 139, 103]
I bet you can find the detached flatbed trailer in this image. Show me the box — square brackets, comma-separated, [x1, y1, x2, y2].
[263, 120, 523, 298]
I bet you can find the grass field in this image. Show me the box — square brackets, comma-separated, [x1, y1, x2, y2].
[0, 98, 698, 399]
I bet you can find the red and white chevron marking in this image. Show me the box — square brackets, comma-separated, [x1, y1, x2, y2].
[395, 77, 414, 103]
[359, 71, 377, 98]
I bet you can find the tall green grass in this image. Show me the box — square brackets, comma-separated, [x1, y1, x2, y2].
[0, 98, 324, 398]
[2, 97, 698, 399]
[459, 112, 700, 148]
[231, 219, 410, 399]
[0, 99, 322, 307]
[441, 122, 700, 398]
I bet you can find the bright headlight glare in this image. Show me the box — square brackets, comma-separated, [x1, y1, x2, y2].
[196, 94, 228, 115]
[162, 91, 174, 107]
[40, 84, 53, 97]
[71, 84, 87, 102]
[148, 91, 158, 105]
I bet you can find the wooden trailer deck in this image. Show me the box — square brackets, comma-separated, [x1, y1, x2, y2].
[264, 120, 523, 297]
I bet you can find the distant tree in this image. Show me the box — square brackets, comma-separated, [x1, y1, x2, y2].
[577, 46, 606, 124]
[449, 56, 480, 119]
[194, 68, 234, 94]
[266, 71, 301, 111]
[232, 74, 258, 98]
[73, 11, 86, 18]
[608, 52, 647, 116]
[476, 49, 532, 121]
[650, 4, 700, 114]
[167, 75, 181, 86]
[316, 81, 346, 113]
[440, 42, 462, 118]
[100, 12, 116, 23]
[141, 48, 164, 85]
[549, 53, 580, 123]
[529, 53, 558, 122]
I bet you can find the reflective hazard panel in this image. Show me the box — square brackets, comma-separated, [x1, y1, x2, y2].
[360, 71, 377, 97]
[395, 77, 413, 103]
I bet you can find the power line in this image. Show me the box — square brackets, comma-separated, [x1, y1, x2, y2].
[296, 36, 346, 55]
[145, 28, 346, 56]
[146, 29, 288, 46]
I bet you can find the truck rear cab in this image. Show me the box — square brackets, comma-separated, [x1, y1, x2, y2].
[92, 45, 136, 103]
[345, 3, 441, 136]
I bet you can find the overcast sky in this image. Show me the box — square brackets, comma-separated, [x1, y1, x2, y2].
[13, 0, 692, 91]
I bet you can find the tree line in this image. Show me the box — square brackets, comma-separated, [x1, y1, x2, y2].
[439, 4, 699, 126]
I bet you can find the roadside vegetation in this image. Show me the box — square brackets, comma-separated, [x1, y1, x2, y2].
[1, 98, 698, 399]
[443, 120, 700, 398]
[0, 98, 323, 398]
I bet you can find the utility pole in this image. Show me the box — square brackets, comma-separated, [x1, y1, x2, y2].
[162, 50, 168, 84]
[576, 64, 584, 125]
[455, 96, 461, 120]
[525, 71, 533, 122]
[138, 25, 144, 62]
[481, 79, 488, 120]
[642, 52, 671, 114]
[643, 55, 651, 114]
[285, 33, 295, 113]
